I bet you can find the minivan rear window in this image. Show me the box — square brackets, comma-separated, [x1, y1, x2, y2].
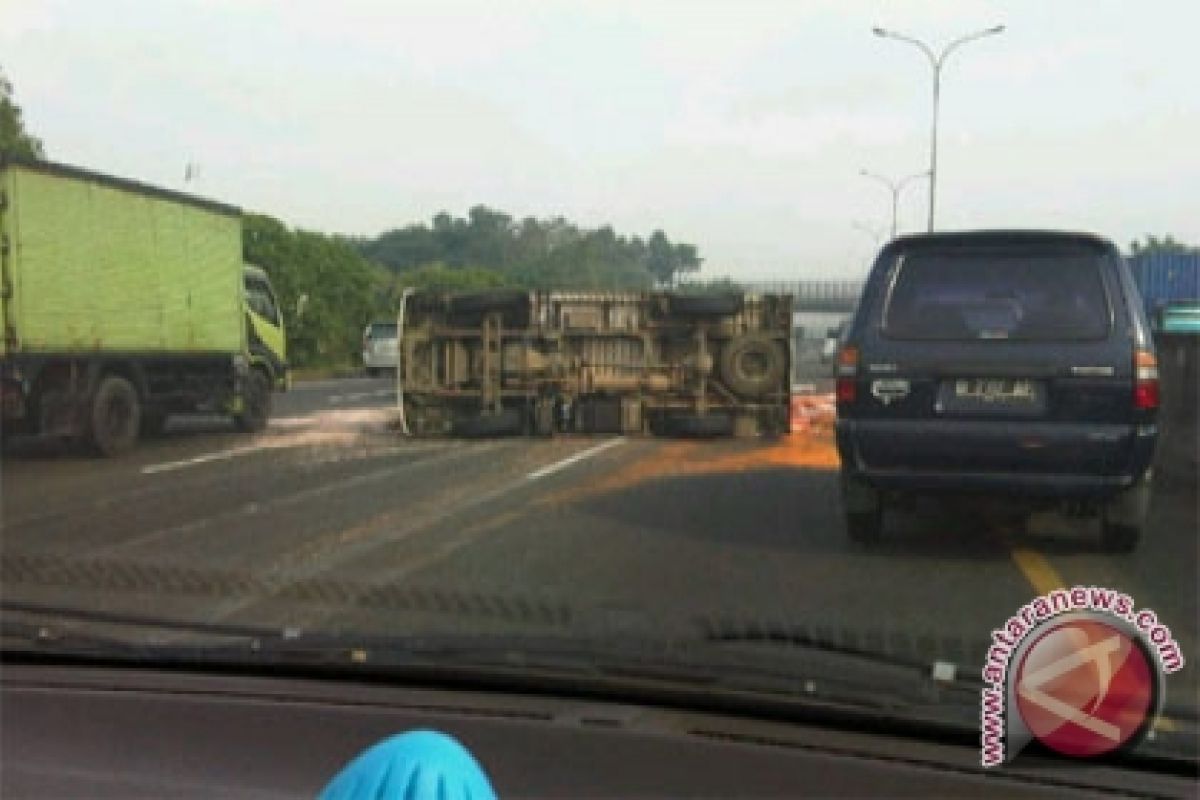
[882, 248, 1111, 341]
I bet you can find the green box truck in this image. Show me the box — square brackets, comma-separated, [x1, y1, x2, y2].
[0, 157, 288, 455]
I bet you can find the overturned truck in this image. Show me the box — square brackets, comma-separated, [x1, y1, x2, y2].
[397, 289, 793, 437]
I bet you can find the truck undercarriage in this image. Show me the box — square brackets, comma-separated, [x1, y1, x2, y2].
[397, 290, 793, 438]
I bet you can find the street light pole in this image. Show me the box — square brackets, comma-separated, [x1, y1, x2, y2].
[872, 24, 1005, 232]
[859, 169, 929, 239]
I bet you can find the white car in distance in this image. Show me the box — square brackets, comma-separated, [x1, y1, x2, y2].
[362, 322, 399, 377]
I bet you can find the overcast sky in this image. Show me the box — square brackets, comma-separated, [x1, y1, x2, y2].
[3, 0, 1197, 278]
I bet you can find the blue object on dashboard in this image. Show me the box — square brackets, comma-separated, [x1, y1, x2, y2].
[319, 730, 498, 800]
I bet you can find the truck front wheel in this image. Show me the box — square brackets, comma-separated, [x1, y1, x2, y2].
[234, 370, 272, 433]
[88, 375, 141, 457]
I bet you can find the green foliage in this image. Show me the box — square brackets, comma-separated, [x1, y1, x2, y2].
[1128, 235, 1197, 257]
[389, 263, 508, 292]
[0, 68, 45, 159]
[243, 214, 387, 368]
[358, 205, 702, 289]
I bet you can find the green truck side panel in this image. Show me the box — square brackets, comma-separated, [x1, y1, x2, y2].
[0, 163, 245, 357]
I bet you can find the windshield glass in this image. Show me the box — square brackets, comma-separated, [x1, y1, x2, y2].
[883, 247, 1111, 341]
[2, 0, 1196, 777]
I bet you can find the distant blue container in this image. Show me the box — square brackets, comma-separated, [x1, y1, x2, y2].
[1126, 254, 1200, 321]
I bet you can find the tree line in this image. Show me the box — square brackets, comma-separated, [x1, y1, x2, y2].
[352, 205, 702, 296]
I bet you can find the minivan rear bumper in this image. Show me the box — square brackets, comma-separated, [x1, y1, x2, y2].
[836, 418, 1156, 498]
[842, 466, 1144, 498]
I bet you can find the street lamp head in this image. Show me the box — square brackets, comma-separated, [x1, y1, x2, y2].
[988, 24, 1006, 34]
[871, 26, 889, 37]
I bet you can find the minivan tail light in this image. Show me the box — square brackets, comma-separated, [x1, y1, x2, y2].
[1134, 349, 1159, 410]
[835, 345, 859, 403]
[836, 345, 859, 377]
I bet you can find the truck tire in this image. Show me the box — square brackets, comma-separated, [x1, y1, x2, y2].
[453, 408, 524, 438]
[88, 375, 141, 457]
[669, 293, 743, 316]
[234, 370, 272, 433]
[661, 412, 733, 438]
[720, 333, 785, 398]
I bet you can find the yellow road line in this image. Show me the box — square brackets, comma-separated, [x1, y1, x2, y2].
[1010, 546, 1179, 733]
[1154, 716, 1179, 732]
[1010, 546, 1068, 595]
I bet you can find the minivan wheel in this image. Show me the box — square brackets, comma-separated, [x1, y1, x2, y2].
[841, 472, 883, 545]
[1100, 472, 1151, 553]
[845, 509, 883, 545]
[1100, 522, 1141, 553]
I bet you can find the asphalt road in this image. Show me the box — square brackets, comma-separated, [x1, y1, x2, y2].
[2, 375, 1197, 738]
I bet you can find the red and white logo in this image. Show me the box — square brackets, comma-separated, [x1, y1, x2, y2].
[1013, 617, 1156, 758]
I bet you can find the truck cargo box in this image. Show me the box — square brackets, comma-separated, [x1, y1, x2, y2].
[397, 289, 793, 437]
[0, 159, 245, 358]
[1126, 253, 1200, 329]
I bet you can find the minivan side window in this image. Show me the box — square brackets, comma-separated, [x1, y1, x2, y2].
[882, 249, 1111, 341]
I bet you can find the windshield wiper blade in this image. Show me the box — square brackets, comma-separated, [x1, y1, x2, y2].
[700, 625, 983, 687]
[1, 600, 969, 692]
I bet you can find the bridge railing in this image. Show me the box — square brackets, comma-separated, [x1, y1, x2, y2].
[738, 280, 865, 312]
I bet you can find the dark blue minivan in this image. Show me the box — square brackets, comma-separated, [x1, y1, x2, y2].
[835, 230, 1159, 551]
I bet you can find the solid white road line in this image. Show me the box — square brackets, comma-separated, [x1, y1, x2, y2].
[525, 438, 626, 481]
[141, 444, 263, 475]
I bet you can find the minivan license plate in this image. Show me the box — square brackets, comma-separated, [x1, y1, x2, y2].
[954, 378, 1035, 402]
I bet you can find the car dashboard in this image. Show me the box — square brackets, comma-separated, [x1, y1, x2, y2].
[2, 662, 1192, 798]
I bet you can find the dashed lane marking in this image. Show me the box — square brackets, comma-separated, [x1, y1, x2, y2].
[525, 438, 626, 481]
[141, 444, 263, 475]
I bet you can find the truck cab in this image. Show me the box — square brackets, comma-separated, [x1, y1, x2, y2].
[243, 264, 289, 392]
